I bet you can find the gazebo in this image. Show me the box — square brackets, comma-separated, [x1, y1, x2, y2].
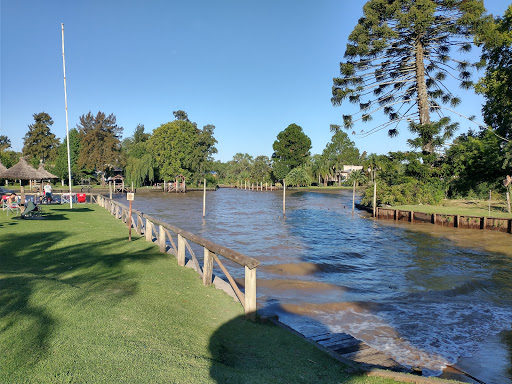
[37, 164, 58, 180]
[0, 157, 43, 208]
[112, 174, 125, 193]
[167, 175, 186, 193]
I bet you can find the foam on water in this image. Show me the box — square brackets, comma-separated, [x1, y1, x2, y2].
[275, 299, 512, 375]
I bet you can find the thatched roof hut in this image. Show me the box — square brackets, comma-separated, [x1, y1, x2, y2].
[37, 164, 58, 179]
[0, 157, 41, 180]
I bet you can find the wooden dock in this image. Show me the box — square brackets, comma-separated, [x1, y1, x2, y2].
[307, 331, 411, 373]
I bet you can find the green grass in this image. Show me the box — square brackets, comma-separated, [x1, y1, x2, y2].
[0, 204, 408, 384]
[388, 199, 512, 219]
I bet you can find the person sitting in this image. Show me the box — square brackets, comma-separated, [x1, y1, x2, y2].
[7, 193, 17, 204]
[6, 193, 20, 215]
[43, 182, 53, 203]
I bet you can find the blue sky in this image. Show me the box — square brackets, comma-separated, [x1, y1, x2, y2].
[1, 0, 509, 162]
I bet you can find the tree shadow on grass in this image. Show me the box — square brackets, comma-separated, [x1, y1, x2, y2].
[0, 231, 165, 375]
[50, 207, 94, 213]
[208, 310, 367, 384]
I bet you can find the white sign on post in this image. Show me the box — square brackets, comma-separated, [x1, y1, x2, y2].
[127, 193, 135, 201]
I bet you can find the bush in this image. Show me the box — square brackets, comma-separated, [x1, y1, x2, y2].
[361, 178, 446, 206]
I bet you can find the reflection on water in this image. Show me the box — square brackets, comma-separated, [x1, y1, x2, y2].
[116, 188, 512, 382]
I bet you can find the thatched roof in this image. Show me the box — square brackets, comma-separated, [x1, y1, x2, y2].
[0, 157, 43, 180]
[38, 164, 58, 179]
[0, 161, 7, 174]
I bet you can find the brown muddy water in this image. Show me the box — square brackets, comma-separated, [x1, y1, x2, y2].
[115, 188, 512, 382]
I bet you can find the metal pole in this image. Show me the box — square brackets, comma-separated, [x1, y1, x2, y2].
[352, 180, 356, 214]
[61, 23, 73, 209]
[489, 190, 491, 217]
[128, 200, 132, 241]
[203, 178, 206, 217]
[373, 181, 377, 217]
[283, 179, 286, 217]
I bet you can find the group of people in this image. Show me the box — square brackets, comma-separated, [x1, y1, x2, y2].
[6, 182, 53, 205]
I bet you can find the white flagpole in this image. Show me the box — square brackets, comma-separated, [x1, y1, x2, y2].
[61, 23, 73, 208]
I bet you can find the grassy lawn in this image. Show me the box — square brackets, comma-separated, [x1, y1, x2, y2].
[0, 204, 409, 384]
[388, 199, 512, 219]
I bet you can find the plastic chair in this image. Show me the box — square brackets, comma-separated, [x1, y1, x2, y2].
[1, 195, 8, 211]
[7, 201, 20, 216]
[77, 193, 86, 203]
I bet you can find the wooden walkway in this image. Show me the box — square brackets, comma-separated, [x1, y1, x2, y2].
[307, 331, 411, 373]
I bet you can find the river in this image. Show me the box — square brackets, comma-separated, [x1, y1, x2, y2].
[115, 188, 512, 382]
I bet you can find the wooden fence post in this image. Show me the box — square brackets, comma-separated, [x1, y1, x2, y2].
[159, 225, 166, 253]
[410, 211, 414, 223]
[203, 248, 213, 286]
[137, 214, 142, 234]
[177, 234, 186, 266]
[145, 220, 153, 242]
[245, 266, 257, 321]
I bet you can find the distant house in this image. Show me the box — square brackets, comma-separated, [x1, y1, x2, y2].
[327, 165, 363, 184]
[340, 165, 363, 181]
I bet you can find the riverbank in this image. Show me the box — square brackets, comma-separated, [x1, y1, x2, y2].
[0, 204, 412, 383]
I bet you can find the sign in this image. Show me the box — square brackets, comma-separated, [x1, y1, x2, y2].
[127, 192, 135, 201]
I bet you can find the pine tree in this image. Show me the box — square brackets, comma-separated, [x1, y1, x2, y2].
[22, 112, 59, 163]
[272, 124, 312, 180]
[332, 0, 490, 154]
[76, 111, 123, 183]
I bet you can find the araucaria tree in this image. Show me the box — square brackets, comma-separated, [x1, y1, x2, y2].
[332, 0, 489, 154]
[23, 112, 59, 164]
[76, 111, 123, 184]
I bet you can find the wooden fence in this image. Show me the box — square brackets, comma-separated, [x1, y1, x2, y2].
[95, 195, 259, 320]
[375, 207, 512, 234]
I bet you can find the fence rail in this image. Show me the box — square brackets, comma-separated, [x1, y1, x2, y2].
[375, 207, 512, 234]
[95, 194, 259, 320]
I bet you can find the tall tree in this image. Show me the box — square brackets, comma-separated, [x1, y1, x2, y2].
[225, 153, 253, 183]
[122, 124, 155, 188]
[250, 155, 272, 183]
[190, 124, 218, 181]
[272, 123, 312, 180]
[322, 128, 361, 184]
[444, 129, 504, 197]
[332, 0, 490, 153]
[0, 135, 19, 168]
[76, 111, 123, 184]
[148, 119, 216, 184]
[22, 112, 59, 164]
[475, 5, 512, 141]
[0, 135, 11, 152]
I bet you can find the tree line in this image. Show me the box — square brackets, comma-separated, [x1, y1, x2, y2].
[1, 1, 509, 203]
